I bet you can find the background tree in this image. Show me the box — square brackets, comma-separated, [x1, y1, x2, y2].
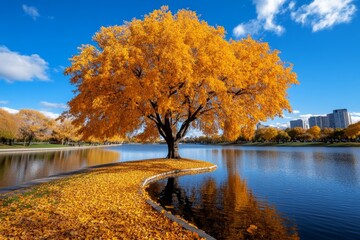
[0, 109, 18, 145]
[17, 109, 53, 146]
[286, 127, 306, 141]
[255, 127, 278, 142]
[53, 119, 81, 145]
[307, 126, 321, 140]
[63, 7, 298, 158]
[276, 130, 290, 143]
[320, 128, 334, 142]
[345, 122, 360, 140]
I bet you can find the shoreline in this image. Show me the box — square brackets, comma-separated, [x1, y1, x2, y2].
[0, 144, 122, 154]
[0, 158, 217, 239]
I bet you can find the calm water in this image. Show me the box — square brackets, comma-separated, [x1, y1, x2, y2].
[1, 144, 360, 239]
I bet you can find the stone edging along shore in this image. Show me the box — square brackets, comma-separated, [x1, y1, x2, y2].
[140, 165, 218, 240]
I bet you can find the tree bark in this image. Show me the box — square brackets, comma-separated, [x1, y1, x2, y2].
[166, 138, 181, 159]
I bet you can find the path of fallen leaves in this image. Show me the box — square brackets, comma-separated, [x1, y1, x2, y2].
[0, 159, 215, 239]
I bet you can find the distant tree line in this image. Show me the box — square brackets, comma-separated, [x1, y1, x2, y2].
[0, 109, 123, 146]
[185, 124, 360, 144]
[1, 108, 359, 146]
[252, 124, 360, 143]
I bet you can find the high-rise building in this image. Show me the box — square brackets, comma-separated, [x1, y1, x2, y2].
[309, 116, 323, 128]
[290, 119, 307, 129]
[299, 109, 351, 129]
[321, 116, 330, 128]
[332, 109, 351, 128]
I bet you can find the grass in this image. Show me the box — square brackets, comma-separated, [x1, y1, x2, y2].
[0, 158, 215, 239]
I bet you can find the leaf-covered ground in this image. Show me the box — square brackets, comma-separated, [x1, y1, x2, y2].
[0, 159, 215, 239]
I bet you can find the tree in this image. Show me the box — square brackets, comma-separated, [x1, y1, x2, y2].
[255, 127, 278, 142]
[53, 119, 81, 145]
[17, 109, 53, 146]
[276, 130, 290, 143]
[321, 128, 334, 142]
[63, 7, 298, 158]
[287, 127, 305, 141]
[345, 122, 360, 139]
[0, 109, 18, 145]
[307, 126, 321, 140]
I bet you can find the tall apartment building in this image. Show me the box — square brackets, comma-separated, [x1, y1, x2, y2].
[290, 119, 307, 129]
[307, 109, 351, 129]
[333, 109, 351, 128]
[309, 116, 323, 128]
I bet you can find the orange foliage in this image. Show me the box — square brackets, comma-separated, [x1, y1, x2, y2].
[64, 7, 298, 157]
[0, 159, 214, 239]
[345, 122, 360, 139]
[0, 109, 17, 140]
[17, 109, 54, 144]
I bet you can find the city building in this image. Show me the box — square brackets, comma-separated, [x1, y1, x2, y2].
[300, 109, 352, 129]
[333, 109, 351, 128]
[309, 116, 323, 128]
[290, 119, 307, 129]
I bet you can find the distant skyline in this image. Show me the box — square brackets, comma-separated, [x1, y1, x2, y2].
[1, 0, 359, 131]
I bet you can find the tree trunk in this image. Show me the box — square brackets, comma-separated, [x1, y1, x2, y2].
[166, 138, 181, 159]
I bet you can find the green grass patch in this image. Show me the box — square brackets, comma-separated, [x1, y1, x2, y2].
[1, 196, 20, 207]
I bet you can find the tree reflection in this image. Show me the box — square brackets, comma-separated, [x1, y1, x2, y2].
[148, 170, 299, 240]
[0, 149, 120, 188]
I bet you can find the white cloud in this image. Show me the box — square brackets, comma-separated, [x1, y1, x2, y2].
[40, 101, 68, 109]
[0, 101, 8, 105]
[270, 122, 290, 129]
[299, 114, 314, 119]
[0, 107, 19, 114]
[22, 4, 40, 20]
[233, 0, 287, 37]
[233, 20, 262, 37]
[291, 0, 357, 32]
[1, 107, 59, 119]
[0, 46, 49, 82]
[40, 111, 60, 119]
[292, 110, 300, 114]
[233, 0, 357, 37]
[350, 112, 360, 123]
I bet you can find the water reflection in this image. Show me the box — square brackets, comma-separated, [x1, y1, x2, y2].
[0, 149, 120, 187]
[148, 169, 299, 239]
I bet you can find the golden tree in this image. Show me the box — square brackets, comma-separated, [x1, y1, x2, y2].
[17, 109, 53, 146]
[64, 7, 298, 158]
[0, 109, 18, 145]
[53, 119, 81, 145]
[345, 122, 360, 139]
[307, 126, 321, 139]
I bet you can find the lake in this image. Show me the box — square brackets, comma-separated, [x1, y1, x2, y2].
[1, 144, 359, 239]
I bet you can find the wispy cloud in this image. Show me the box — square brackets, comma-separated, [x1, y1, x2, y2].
[0, 107, 19, 114]
[233, 0, 357, 37]
[40, 101, 68, 109]
[1, 107, 59, 119]
[350, 112, 360, 123]
[40, 111, 60, 119]
[270, 122, 290, 129]
[234, 0, 287, 37]
[0, 46, 49, 82]
[22, 4, 40, 20]
[292, 110, 300, 114]
[291, 0, 356, 32]
[0, 100, 8, 105]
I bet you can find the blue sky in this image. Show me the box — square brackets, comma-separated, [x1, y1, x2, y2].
[0, 0, 359, 130]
